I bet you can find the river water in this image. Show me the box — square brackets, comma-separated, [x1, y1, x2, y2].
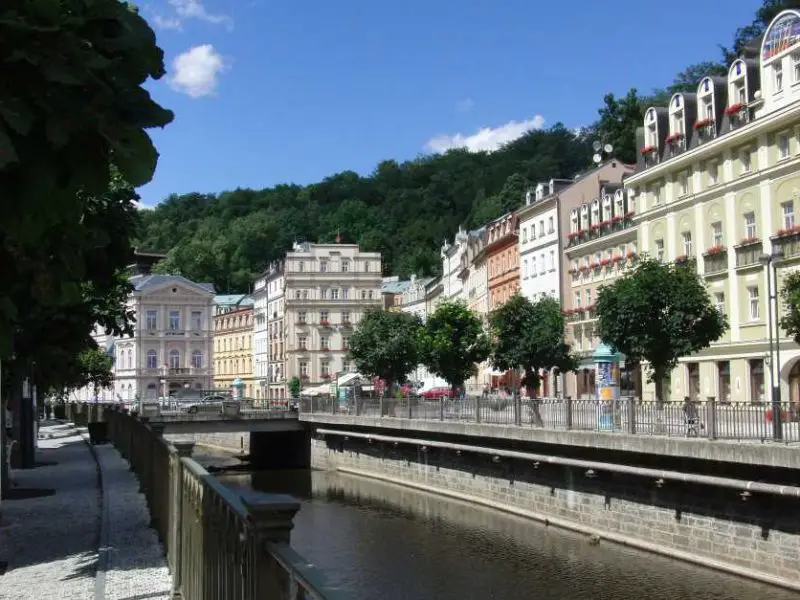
[196, 452, 796, 600]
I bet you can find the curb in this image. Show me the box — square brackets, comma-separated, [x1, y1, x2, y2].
[78, 432, 110, 600]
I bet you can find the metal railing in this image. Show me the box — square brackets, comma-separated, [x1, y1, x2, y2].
[299, 395, 800, 443]
[90, 404, 345, 599]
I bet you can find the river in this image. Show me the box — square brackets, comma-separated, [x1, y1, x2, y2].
[196, 452, 797, 600]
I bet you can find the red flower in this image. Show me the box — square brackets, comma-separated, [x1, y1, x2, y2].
[739, 237, 760, 246]
[694, 118, 713, 130]
[705, 245, 725, 256]
[624, 211, 635, 219]
[600, 258, 611, 266]
[640, 145, 657, 156]
[724, 103, 744, 116]
[611, 216, 623, 223]
[665, 133, 683, 144]
[626, 251, 637, 259]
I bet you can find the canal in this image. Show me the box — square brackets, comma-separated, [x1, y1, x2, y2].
[197, 452, 796, 600]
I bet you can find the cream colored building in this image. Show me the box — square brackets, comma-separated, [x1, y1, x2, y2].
[212, 295, 254, 397]
[261, 242, 382, 398]
[628, 10, 800, 404]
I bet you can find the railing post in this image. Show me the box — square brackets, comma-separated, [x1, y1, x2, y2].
[626, 396, 636, 435]
[475, 393, 481, 424]
[565, 397, 573, 430]
[240, 493, 301, 597]
[514, 391, 521, 426]
[379, 395, 385, 417]
[170, 442, 194, 599]
[706, 396, 717, 440]
[439, 397, 444, 421]
[407, 396, 412, 420]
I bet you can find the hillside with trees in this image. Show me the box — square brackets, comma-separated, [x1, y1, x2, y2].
[136, 0, 795, 293]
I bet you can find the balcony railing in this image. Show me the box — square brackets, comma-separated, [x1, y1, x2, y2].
[735, 242, 762, 268]
[774, 230, 800, 259]
[702, 249, 727, 275]
[566, 213, 635, 248]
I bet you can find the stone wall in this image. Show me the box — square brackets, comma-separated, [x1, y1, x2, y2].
[166, 432, 248, 454]
[311, 437, 800, 589]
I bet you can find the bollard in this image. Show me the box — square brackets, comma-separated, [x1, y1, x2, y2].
[706, 396, 717, 440]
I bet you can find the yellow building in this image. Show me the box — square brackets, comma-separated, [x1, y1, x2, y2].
[213, 295, 255, 397]
[627, 10, 800, 404]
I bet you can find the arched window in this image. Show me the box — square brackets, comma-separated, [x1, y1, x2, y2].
[727, 60, 748, 107]
[147, 350, 157, 369]
[169, 349, 180, 369]
[126, 349, 132, 370]
[667, 94, 686, 149]
[191, 350, 203, 369]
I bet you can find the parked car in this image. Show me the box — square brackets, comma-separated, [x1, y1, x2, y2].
[420, 387, 456, 399]
[184, 395, 231, 414]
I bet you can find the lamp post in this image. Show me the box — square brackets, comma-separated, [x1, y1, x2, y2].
[760, 248, 784, 440]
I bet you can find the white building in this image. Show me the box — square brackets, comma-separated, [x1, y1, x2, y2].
[441, 227, 469, 302]
[75, 273, 215, 402]
[518, 180, 572, 303]
[263, 242, 383, 398]
[252, 274, 270, 398]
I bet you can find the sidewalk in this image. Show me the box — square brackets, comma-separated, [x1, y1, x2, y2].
[0, 422, 173, 600]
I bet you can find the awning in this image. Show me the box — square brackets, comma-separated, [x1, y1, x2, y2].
[483, 367, 505, 376]
[300, 384, 331, 396]
[337, 373, 362, 387]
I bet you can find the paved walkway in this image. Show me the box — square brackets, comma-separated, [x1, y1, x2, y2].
[0, 422, 172, 600]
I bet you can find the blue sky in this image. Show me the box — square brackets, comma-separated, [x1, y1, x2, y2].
[138, 0, 758, 206]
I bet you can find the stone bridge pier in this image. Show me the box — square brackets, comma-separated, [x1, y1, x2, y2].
[249, 429, 311, 470]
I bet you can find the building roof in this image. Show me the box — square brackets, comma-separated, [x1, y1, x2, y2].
[381, 279, 412, 294]
[130, 274, 215, 294]
[214, 294, 248, 305]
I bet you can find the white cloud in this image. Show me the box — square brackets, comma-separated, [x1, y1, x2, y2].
[456, 98, 474, 113]
[169, 45, 226, 98]
[151, 0, 233, 31]
[424, 115, 546, 153]
[133, 200, 155, 211]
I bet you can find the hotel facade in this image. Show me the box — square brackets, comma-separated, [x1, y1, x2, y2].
[627, 10, 800, 404]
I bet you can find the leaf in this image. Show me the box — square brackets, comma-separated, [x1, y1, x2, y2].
[110, 127, 158, 187]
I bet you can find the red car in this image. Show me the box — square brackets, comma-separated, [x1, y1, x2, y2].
[420, 387, 456, 399]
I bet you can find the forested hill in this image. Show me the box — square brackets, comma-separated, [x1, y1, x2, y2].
[135, 0, 792, 294]
[137, 126, 594, 292]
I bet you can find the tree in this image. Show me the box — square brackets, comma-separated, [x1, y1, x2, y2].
[348, 309, 422, 392]
[0, 1, 172, 356]
[421, 301, 490, 393]
[490, 294, 577, 393]
[594, 90, 645, 165]
[594, 259, 727, 404]
[77, 347, 115, 396]
[780, 271, 800, 344]
[288, 377, 301, 399]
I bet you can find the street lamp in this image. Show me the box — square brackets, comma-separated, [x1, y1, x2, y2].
[760, 247, 785, 440]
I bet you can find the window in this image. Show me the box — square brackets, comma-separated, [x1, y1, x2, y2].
[364, 261, 370, 272]
[361, 290, 367, 300]
[711, 222, 723, 247]
[774, 62, 784, 93]
[320, 310, 329, 323]
[298, 261, 304, 272]
[548, 216, 554, 233]
[793, 53, 800, 83]
[523, 259, 529, 278]
[299, 361, 308, 377]
[341, 260, 349, 273]
[521, 228, 527, 243]
[531, 223, 536, 238]
[682, 231, 693, 257]
[298, 311, 307, 323]
[168, 349, 180, 369]
[549, 250, 555, 271]
[748, 286, 759, 320]
[343, 360, 352, 373]
[539, 253, 545, 274]
[331, 288, 340, 300]
[539, 220, 544, 237]
[191, 311, 202, 330]
[295, 290, 301, 299]
[651, 185, 662, 206]
[320, 336, 329, 350]
[320, 260, 328, 273]
[147, 349, 157, 369]
[168, 310, 181, 331]
[744, 212, 756, 239]
[779, 133, 790, 159]
[703, 98, 713, 120]
[585, 289, 592, 307]
[298, 335, 307, 350]
[302, 289, 309, 299]
[678, 171, 689, 196]
[321, 288, 329, 300]
[191, 350, 203, 369]
[574, 291, 581, 308]
[342, 310, 351, 323]
[655, 239, 665, 262]
[782, 201, 795, 229]
[146, 310, 157, 330]
[321, 362, 330, 377]
[594, 251, 602, 267]
[368, 290, 374, 299]
[342, 335, 350, 350]
[740, 148, 751, 173]
[342, 288, 349, 300]
[708, 161, 719, 185]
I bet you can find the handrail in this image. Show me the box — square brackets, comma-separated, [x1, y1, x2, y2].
[79, 402, 348, 600]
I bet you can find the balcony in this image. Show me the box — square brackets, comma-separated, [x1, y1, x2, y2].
[566, 213, 635, 248]
[773, 230, 800, 259]
[140, 366, 209, 378]
[735, 240, 762, 269]
[286, 296, 380, 306]
[702, 247, 727, 276]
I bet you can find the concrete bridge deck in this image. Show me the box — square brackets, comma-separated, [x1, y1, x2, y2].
[148, 408, 303, 434]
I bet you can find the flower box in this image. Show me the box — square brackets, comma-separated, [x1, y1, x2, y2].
[693, 118, 714, 130]
[724, 103, 744, 116]
[612, 256, 623, 263]
[319, 320, 331, 327]
[321, 347, 331, 352]
[624, 211, 635, 219]
[568, 232, 579, 239]
[321, 374, 331, 380]
[626, 251, 637, 260]
[704, 245, 726, 256]
[590, 262, 600, 270]
[665, 133, 683, 144]
[600, 220, 611, 228]
[739, 237, 760, 246]
[600, 258, 611, 267]
[300, 375, 310, 381]
[777, 225, 800, 237]
[640, 145, 657, 156]
[611, 216, 623, 224]
[674, 255, 689, 264]
[590, 224, 600, 231]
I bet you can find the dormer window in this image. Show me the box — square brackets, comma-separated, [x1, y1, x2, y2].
[570, 208, 579, 233]
[614, 190, 624, 217]
[535, 184, 545, 200]
[580, 204, 589, 230]
[727, 60, 748, 112]
[774, 62, 784, 93]
[602, 194, 612, 221]
[590, 199, 600, 227]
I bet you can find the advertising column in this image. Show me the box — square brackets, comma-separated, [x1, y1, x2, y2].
[594, 343, 621, 430]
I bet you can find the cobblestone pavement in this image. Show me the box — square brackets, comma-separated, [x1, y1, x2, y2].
[0, 423, 172, 600]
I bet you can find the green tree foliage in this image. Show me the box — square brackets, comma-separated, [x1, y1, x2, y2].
[421, 301, 490, 392]
[490, 295, 577, 391]
[288, 376, 301, 399]
[0, 1, 172, 355]
[348, 309, 423, 390]
[594, 259, 727, 403]
[77, 347, 115, 393]
[137, 126, 594, 291]
[779, 271, 800, 344]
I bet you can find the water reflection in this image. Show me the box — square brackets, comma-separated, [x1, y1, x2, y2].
[212, 468, 796, 600]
